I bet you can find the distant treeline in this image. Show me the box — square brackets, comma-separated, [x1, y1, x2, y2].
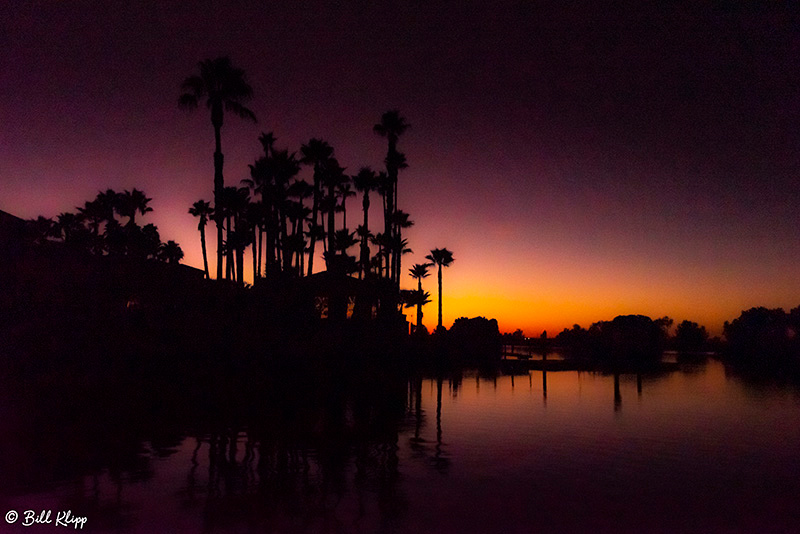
[504, 307, 800, 374]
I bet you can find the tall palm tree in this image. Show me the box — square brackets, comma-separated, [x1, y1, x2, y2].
[300, 138, 334, 276]
[179, 56, 256, 280]
[409, 263, 432, 331]
[425, 248, 454, 331]
[374, 110, 409, 281]
[189, 200, 214, 279]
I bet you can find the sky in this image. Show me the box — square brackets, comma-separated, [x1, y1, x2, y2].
[2, 1, 799, 335]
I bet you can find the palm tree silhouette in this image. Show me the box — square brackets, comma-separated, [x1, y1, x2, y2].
[56, 212, 81, 244]
[285, 179, 313, 275]
[374, 110, 409, 283]
[189, 200, 214, 279]
[300, 138, 334, 276]
[408, 263, 433, 331]
[27, 216, 56, 245]
[158, 240, 184, 264]
[337, 181, 356, 230]
[117, 189, 153, 227]
[352, 167, 378, 278]
[269, 149, 301, 273]
[321, 158, 347, 269]
[425, 248, 454, 331]
[390, 210, 413, 284]
[219, 186, 251, 283]
[179, 56, 256, 280]
[403, 289, 431, 332]
[243, 132, 276, 278]
[77, 198, 109, 254]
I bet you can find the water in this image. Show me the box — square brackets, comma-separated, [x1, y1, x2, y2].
[2, 359, 799, 533]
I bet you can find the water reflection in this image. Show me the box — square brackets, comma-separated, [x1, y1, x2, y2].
[3, 359, 800, 532]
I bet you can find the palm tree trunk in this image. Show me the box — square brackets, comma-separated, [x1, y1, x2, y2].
[281, 209, 292, 273]
[226, 215, 233, 281]
[213, 121, 224, 280]
[416, 278, 423, 329]
[297, 237, 306, 278]
[252, 226, 257, 281]
[384, 194, 392, 280]
[200, 226, 210, 279]
[257, 225, 263, 278]
[360, 192, 370, 279]
[326, 184, 335, 268]
[265, 205, 276, 275]
[307, 174, 321, 276]
[237, 246, 245, 285]
[393, 177, 399, 286]
[437, 264, 443, 329]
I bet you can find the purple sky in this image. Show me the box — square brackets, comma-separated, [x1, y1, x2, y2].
[2, 1, 799, 334]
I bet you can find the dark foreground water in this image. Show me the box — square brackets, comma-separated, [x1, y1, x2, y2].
[2, 358, 799, 533]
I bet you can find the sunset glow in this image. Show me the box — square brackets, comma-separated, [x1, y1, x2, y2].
[3, 2, 798, 336]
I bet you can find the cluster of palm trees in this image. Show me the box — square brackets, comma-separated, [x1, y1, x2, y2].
[28, 188, 184, 263]
[181, 56, 454, 329]
[405, 248, 455, 333]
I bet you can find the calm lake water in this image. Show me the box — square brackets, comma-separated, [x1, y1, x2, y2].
[2, 358, 799, 533]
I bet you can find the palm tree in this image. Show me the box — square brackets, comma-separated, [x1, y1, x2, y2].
[374, 110, 410, 281]
[352, 167, 378, 278]
[158, 240, 184, 264]
[370, 232, 392, 279]
[117, 189, 153, 227]
[390, 210, 414, 285]
[321, 158, 347, 269]
[56, 212, 81, 244]
[268, 149, 301, 273]
[333, 228, 358, 255]
[403, 289, 431, 333]
[354, 225, 373, 280]
[409, 263, 432, 331]
[337, 182, 356, 230]
[189, 200, 214, 279]
[219, 186, 251, 283]
[243, 131, 276, 278]
[300, 138, 334, 276]
[285, 179, 313, 275]
[26, 216, 57, 246]
[179, 56, 256, 280]
[425, 248, 454, 331]
[77, 199, 109, 254]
